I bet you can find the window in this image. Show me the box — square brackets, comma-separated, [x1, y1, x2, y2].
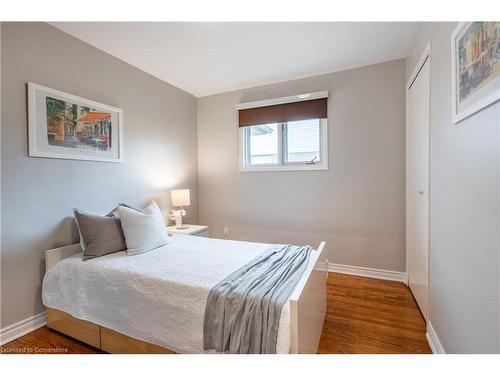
[285, 119, 321, 163]
[237, 91, 328, 171]
[247, 123, 280, 165]
[240, 118, 327, 171]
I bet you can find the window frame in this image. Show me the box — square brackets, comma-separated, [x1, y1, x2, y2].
[239, 118, 328, 172]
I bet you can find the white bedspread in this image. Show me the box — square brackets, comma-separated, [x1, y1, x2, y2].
[42, 234, 292, 353]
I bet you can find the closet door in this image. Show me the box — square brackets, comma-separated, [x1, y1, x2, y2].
[407, 50, 430, 320]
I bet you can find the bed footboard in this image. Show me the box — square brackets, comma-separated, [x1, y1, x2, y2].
[289, 241, 327, 354]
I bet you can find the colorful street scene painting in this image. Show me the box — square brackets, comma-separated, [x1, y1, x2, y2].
[28, 83, 122, 162]
[46, 97, 113, 151]
[457, 22, 500, 103]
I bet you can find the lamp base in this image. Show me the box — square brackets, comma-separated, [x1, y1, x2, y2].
[174, 214, 188, 230]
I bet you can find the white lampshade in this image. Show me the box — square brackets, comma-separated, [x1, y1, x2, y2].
[171, 189, 190, 207]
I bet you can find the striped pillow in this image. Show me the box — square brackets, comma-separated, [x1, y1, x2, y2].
[118, 201, 170, 256]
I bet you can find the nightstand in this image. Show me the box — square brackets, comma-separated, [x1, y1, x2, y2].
[166, 224, 210, 237]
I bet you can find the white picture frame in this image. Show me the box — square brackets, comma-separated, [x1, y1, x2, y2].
[28, 82, 124, 162]
[451, 22, 500, 123]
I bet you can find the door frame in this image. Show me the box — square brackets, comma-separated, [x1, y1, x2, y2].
[405, 41, 431, 322]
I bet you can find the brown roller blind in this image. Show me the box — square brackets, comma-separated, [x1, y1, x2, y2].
[238, 98, 327, 127]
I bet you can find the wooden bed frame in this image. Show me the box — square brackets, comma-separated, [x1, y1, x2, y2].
[44, 241, 327, 354]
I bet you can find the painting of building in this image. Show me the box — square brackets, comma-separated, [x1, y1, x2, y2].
[457, 22, 499, 103]
[28, 82, 123, 162]
[45, 97, 113, 151]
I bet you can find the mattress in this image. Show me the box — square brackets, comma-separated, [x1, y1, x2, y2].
[42, 234, 293, 353]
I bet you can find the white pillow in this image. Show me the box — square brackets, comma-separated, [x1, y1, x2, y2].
[118, 201, 170, 256]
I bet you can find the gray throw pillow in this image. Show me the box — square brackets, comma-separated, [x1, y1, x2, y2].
[76, 207, 115, 250]
[73, 209, 127, 260]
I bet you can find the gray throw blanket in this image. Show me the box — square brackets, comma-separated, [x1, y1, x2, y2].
[203, 244, 312, 354]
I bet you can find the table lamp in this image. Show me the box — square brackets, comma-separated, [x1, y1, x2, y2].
[169, 189, 190, 229]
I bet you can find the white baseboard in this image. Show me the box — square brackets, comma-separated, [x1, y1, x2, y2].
[0, 311, 47, 346]
[328, 263, 407, 283]
[426, 321, 446, 354]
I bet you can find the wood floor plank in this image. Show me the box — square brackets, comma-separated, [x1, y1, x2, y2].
[1, 273, 431, 354]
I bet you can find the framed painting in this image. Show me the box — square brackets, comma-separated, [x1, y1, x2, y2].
[28, 82, 123, 162]
[451, 22, 500, 123]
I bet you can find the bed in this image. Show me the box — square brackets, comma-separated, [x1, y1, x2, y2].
[42, 234, 327, 354]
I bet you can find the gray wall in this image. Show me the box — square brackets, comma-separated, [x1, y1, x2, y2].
[0, 23, 3, 328]
[0, 23, 199, 329]
[197, 59, 407, 271]
[407, 23, 499, 353]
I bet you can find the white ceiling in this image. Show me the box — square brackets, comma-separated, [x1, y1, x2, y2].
[51, 22, 419, 97]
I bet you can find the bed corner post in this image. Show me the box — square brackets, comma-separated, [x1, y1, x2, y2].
[289, 241, 327, 354]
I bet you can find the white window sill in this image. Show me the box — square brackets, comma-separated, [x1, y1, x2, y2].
[239, 163, 328, 172]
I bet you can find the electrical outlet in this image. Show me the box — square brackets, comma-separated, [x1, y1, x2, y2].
[223, 227, 229, 239]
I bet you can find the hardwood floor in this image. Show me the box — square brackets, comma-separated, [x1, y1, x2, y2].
[318, 273, 430, 353]
[1, 273, 431, 354]
[1, 326, 102, 354]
